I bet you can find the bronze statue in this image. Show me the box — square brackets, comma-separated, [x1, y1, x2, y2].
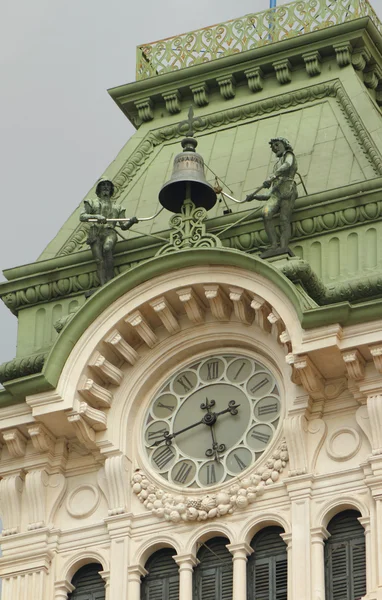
[80, 178, 138, 285]
[246, 137, 298, 253]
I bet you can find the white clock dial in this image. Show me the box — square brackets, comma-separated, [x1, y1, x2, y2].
[142, 354, 282, 488]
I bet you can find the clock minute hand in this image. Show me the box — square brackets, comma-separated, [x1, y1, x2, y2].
[150, 417, 204, 447]
[214, 400, 240, 418]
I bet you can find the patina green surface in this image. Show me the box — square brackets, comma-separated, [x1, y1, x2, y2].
[136, 0, 381, 80]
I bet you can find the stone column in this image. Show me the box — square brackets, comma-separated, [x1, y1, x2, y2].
[106, 515, 131, 599]
[173, 554, 199, 600]
[280, 532, 292, 599]
[54, 580, 75, 599]
[128, 565, 147, 600]
[286, 475, 313, 600]
[310, 527, 329, 600]
[226, 542, 253, 600]
[100, 570, 111, 600]
[359, 515, 374, 596]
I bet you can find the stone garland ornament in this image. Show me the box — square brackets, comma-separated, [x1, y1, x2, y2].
[132, 441, 288, 522]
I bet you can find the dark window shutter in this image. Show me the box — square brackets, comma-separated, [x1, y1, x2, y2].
[247, 526, 287, 600]
[194, 537, 233, 600]
[68, 563, 105, 600]
[142, 548, 179, 600]
[325, 510, 366, 600]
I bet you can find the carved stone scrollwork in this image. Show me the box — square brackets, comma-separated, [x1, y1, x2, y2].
[2, 428, 27, 458]
[190, 82, 209, 106]
[245, 67, 264, 92]
[267, 308, 285, 340]
[78, 377, 113, 408]
[0, 473, 24, 535]
[284, 414, 308, 476]
[203, 285, 232, 321]
[229, 287, 254, 325]
[97, 454, 130, 515]
[351, 47, 371, 72]
[177, 287, 205, 324]
[25, 469, 49, 530]
[89, 352, 123, 386]
[162, 90, 181, 114]
[78, 401, 107, 431]
[67, 411, 97, 450]
[303, 51, 321, 77]
[370, 344, 382, 373]
[341, 349, 366, 381]
[273, 59, 292, 84]
[134, 97, 154, 122]
[250, 294, 272, 332]
[364, 65, 382, 90]
[288, 355, 325, 400]
[150, 296, 180, 334]
[365, 394, 382, 455]
[125, 310, 158, 348]
[334, 42, 352, 67]
[104, 330, 138, 365]
[216, 74, 236, 99]
[27, 423, 55, 454]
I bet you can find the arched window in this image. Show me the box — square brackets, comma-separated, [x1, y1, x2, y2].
[325, 510, 366, 600]
[68, 563, 105, 600]
[141, 548, 179, 600]
[247, 526, 287, 600]
[194, 537, 233, 600]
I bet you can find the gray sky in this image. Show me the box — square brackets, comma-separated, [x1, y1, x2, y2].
[1, 0, 382, 367]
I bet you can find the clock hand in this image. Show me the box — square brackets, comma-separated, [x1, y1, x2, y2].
[150, 417, 204, 447]
[214, 400, 240, 418]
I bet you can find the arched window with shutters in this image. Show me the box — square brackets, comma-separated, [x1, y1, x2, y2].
[68, 563, 105, 600]
[247, 526, 287, 600]
[325, 509, 366, 600]
[193, 537, 233, 600]
[141, 548, 179, 600]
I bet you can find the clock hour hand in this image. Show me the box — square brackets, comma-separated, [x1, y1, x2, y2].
[214, 400, 240, 418]
[150, 417, 204, 447]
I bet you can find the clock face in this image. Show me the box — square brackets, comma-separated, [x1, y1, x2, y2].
[142, 354, 282, 488]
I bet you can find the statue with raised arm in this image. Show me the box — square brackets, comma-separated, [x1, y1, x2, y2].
[246, 138, 298, 254]
[80, 178, 138, 285]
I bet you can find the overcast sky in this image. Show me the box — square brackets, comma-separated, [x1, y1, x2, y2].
[1, 0, 382, 368]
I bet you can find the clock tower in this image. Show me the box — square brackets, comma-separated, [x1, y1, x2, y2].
[1, 1, 382, 599]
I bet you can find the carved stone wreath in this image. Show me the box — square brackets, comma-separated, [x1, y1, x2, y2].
[132, 440, 288, 522]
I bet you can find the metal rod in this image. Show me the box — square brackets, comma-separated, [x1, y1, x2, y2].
[86, 206, 164, 224]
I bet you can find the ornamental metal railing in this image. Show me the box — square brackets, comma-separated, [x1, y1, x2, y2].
[136, 0, 381, 80]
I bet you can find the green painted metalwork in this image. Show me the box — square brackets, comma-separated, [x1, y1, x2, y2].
[136, 0, 381, 80]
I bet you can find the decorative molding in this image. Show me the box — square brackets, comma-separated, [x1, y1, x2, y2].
[25, 469, 49, 529]
[78, 401, 107, 431]
[341, 349, 366, 381]
[302, 51, 321, 77]
[267, 308, 285, 339]
[370, 344, 382, 373]
[245, 67, 264, 92]
[125, 310, 158, 347]
[66, 484, 100, 518]
[97, 454, 130, 515]
[0, 473, 24, 535]
[134, 97, 154, 122]
[351, 47, 371, 72]
[333, 41, 352, 67]
[176, 287, 205, 324]
[190, 82, 209, 106]
[67, 412, 97, 449]
[356, 404, 372, 452]
[273, 59, 292, 84]
[326, 427, 361, 461]
[3, 428, 27, 458]
[216, 74, 236, 99]
[283, 414, 308, 476]
[250, 294, 272, 332]
[104, 330, 138, 365]
[78, 377, 113, 408]
[203, 284, 232, 321]
[366, 394, 382, 455]
[162, 90, 181, 114]
[0, 352, 47, 384]
[307, 418, 327, 472]
[150, 296, 180, 334]
[229, 287, 253, 325]
[133, 440, 289, 521]
[288, 354, 325, 400]
[364, 65, 382, 90]
[89, 352, 123, 386]
[27, 423, 55, 454]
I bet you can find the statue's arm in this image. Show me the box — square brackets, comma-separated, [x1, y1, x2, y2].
[116, 207, 138, 230]
[80, 201, 106, 223]
[273, 152, 294, 177]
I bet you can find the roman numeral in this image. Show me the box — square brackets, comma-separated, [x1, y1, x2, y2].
[207, 361, 219, 380]
[148, 427, 168, 440]
[233, 454, 248, 471]
[176, 375, 193, 393]
[157, 402, 174, 412]
[233, 362, 246, 380]
[153, 446, 174, 469]
[251, 431, 270, 444]
[206, 464, 216, 485]
[250, 377, 269, 394]
[258, 402, 278, 415]
[174, 463, 192, 484]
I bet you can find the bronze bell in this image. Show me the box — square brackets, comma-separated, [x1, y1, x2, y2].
[159, 137, 217, 213]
